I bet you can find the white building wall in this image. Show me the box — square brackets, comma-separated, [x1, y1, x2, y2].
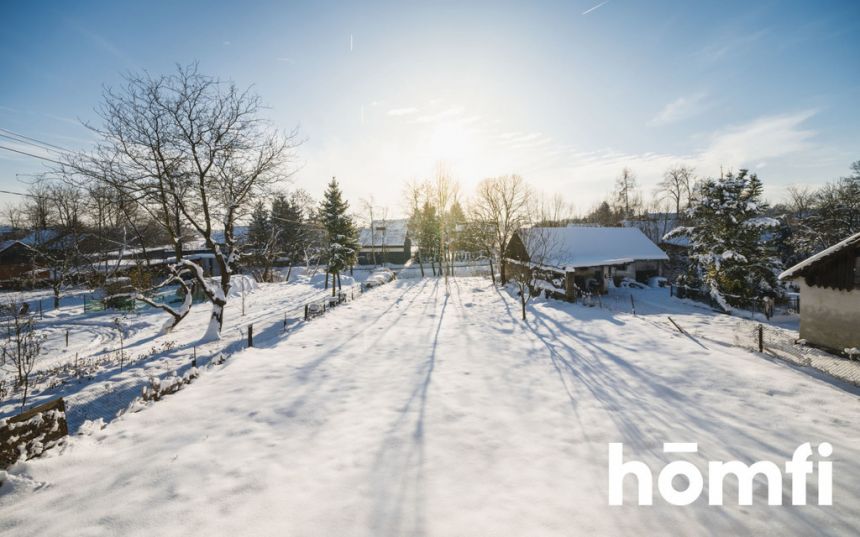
[798, 281, 860, 351]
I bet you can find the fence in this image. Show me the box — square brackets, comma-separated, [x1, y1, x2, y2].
[670, 284, 800, 316]
[83, 286, 209, 314]
[736, 323, 860, 386]
[394, 262, 493, 280]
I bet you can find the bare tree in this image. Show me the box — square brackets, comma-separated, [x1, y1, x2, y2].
[614, 167, 642, 219]
[360, 196, 377, 266]
[470, 174, 532, 284]
[507, 219, 556, 321]
[429, 164, 459, 285]
[658, 165, 695, 215]
[1, 301, 45, 411]
[3, 203, 24, 230]
[537, 192, 574, 226]
[65, 64, 299, 340]
[404, 180, 428, 277]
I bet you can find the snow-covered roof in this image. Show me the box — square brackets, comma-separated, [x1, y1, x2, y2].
[520, 226, 668, 270]
[779, 231, 860, 280]
[358, 219, 408, 247]
[0, 240, 20, 254]
[19, 229, 61, 246]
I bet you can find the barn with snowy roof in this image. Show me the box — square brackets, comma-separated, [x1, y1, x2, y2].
[357, 219, 411, 265]
[505, 225, 668, 300]
[779, 231, 860, 354]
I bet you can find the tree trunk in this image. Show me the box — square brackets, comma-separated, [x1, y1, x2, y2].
[337, 272, 342, 291]
[489, 257, 496, 285]
[521, 286, 527, 320]
[332, 271, 337, 297]
[286, 264, 293, 281]
[325, 271, 329, 290]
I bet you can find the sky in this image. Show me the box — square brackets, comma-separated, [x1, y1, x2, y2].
[1, 0, 859, 218]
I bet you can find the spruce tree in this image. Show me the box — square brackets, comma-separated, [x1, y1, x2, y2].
[319, 178, 359, 295]
[666, 170, 783, 311]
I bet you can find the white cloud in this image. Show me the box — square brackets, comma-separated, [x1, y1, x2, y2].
[650, 92, 709, 126]
[701, 109, 817, 166]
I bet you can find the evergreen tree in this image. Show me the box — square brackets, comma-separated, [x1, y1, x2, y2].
[247, 201, 273, 248]
[271, 192, 308, 280]
[666, 170, 783, 311]
[319, 178, 359, 294]
[246, 201, 277, 282]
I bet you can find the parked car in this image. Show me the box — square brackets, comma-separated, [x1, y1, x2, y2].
[365, 267, 395, 289]
[647, 276, 668, 288]
[619, 278, 647, 290]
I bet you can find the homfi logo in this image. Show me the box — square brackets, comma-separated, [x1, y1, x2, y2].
[608, 442, 833, 506]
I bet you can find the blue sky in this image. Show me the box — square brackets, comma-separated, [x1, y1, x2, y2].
[1, 0, 858, 216]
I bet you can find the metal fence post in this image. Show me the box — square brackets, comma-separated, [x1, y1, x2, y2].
[757, 324, 764, 353]
[304, 304, 309, 321]
[248, 324, 253, 347]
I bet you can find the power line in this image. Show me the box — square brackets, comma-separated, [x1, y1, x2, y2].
[0, 133, 66, 155]
[0, 128, 71, 154]
[0, 144, 65, 165]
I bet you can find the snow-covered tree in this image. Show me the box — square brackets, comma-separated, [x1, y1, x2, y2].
[319, 178, 358, 295]
[665, 170, 782, 311]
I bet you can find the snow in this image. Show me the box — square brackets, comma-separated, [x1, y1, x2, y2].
[743, 216, 781, 228]
[0, 272, 360, 432]
[779, 230, 860, 280]
[522, 226, 668, 270]
[1, 278, 858, 535]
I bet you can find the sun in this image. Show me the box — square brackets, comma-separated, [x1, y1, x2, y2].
[428, 120, 474, 162]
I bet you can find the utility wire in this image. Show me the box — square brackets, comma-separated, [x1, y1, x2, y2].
[0, 128, 71, 154]
[0, 143, 65, 165]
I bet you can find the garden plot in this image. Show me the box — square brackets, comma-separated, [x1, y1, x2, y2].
[1, 277, 857, 536]
[0, 272, 357, 431]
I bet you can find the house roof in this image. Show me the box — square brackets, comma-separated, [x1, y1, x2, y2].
[520, 226, 668, 270]
[358, 219, 408, 247]
[779, 231, 860, 280]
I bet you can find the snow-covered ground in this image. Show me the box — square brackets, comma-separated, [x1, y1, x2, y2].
[0, 271, 358, 430]
[1, 277, 857, 536]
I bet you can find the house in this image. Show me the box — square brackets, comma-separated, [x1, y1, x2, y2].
[505, 226, 669, 300]
[778, 231, 860, 353]
[357, 219, 411, 265]
[0, 240, 36, 282]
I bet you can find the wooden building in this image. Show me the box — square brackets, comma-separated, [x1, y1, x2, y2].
[779, 231, 860, 353]
[505, 226, 669, 300]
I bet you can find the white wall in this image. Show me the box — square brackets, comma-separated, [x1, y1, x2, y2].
[798, 281, 860, 351]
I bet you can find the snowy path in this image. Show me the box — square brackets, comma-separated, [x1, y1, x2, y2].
[1, 278, 858, 536]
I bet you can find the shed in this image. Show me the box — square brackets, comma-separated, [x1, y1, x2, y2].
[779, 231, 860, 353]
[505, 226, 668, 299]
